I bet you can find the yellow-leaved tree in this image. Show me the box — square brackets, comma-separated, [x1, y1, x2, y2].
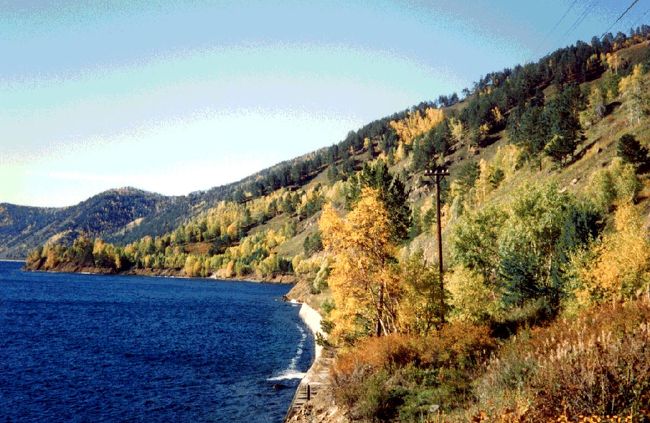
[605, 52, 624, 74]
[389, 107, 445, 145]
[583, 84, 607, 126]
[574, 203, 650, 307]
[319, 188, 398, 344]
[396, 250, 442, 335]
[619, 64, 650, 125]
[449, 117, 464, 144]
[446, 265, 498, 323]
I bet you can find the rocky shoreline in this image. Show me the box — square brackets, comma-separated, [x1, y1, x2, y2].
[284, 295, 347, 423]
[22, 261, 297, 283]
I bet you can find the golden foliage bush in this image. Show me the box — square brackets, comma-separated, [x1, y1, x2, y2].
[332, 324, 496, 421]
[332, 334, 423, 378]
[572, 203, 650, 307]
[491, 144, 521, 180]
[473, 298, 650, 421]
[449, 117, 464, 144]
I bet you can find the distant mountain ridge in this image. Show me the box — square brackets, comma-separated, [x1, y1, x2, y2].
[0, 187, 185, 259]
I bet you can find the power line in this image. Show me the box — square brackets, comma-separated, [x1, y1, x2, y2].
[628, 5, 650, 31]
[601, 0, 641, 38]
[559, 0, 599, 44]
[534, 0, 579, 55]
[527, 0, 647, 65]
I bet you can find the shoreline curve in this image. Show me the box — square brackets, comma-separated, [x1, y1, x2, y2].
[284, 301, 330, 422]
[297, 302, 323, 363]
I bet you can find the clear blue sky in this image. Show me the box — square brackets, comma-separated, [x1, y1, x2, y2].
[2, 0, 648, 207]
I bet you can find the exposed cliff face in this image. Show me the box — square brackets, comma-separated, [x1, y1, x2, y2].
[285, 279, 313, 303]
[24, 258, 178, 277]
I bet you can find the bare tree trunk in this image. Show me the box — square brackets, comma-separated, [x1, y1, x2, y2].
[376, 282, 384, 336]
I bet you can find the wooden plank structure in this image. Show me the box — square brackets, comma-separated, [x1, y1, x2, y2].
[284, 381, 321, 421]
[284, 348, 334, 421]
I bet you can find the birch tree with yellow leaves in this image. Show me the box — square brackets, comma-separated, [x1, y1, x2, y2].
[389, 107, 445, 145]
[319, 188, 399, 343]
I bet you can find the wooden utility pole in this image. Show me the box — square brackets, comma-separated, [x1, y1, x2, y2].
[424, 166, 449, 324]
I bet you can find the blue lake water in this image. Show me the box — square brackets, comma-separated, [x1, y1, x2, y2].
[0, 261, 312, 422]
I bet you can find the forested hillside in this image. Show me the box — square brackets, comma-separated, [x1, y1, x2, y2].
[21, 27, 650, 420]
[25, 27, 650, 278]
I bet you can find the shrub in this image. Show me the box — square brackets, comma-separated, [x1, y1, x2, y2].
[331, 325, 496, 421]
[588, 158, 641, 212]
[446, 266, 499, 323]
[474, 298, 650, 421]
